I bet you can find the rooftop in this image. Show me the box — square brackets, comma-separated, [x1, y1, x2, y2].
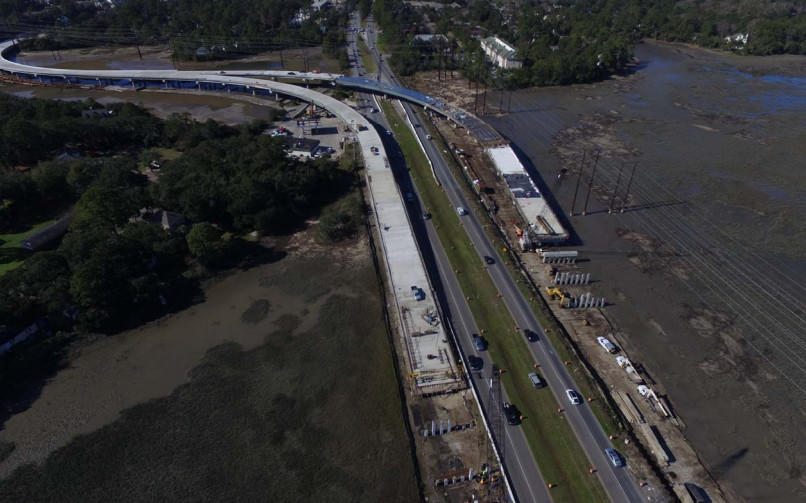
[482, 36, 519, 60]
[285, 136, 320, 152]
[412, 34, 448, 43]
[486, 146, 567, 242]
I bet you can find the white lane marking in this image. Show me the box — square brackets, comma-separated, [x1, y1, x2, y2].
[506, 428, 545, 503]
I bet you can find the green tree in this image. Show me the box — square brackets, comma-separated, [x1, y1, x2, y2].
[318, 196, 362, 242]
[186, 222, 229, 266]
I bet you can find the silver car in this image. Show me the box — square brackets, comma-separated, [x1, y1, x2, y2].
[605, 447, 623, 467]
[528, 372, 544, 388]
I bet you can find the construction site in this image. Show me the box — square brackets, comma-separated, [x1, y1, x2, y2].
[414, 84, 729, 502]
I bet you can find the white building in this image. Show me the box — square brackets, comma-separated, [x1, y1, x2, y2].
[311, 0, 330, 11]
[480, 36, 522, 70]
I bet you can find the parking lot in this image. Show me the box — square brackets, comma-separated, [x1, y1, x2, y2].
[272, 113, 349, 160]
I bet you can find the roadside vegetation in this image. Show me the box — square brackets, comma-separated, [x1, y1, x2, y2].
[358, 37, 378, 74]
[382, 100, 609, 503]
[0, 219, 54, 274]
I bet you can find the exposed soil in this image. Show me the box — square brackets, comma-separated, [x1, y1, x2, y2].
[0, 81, 285, 125]
[17, 44, 339, 73]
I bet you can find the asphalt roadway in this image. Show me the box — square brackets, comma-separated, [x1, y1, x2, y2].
[346, 18, 553, 503]
[354, 15, 645, 503]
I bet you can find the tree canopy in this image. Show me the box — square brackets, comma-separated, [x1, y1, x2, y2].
[0, 95, 355, 335]
[371, 0, 806, 87]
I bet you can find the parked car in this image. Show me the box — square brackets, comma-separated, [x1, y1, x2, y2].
[472, 334, 487, 351]
[566, 389, 582, 405]
[422, 212, 432, 220]
[410, 285, 425, 301]
[597, 336, 618, 354]
[503, 402, 521, 425]
[605, 447, 624, 467]
[528, 372, 545, 388]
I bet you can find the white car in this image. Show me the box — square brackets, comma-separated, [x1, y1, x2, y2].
[597, 336, 618, 354]
[456, 207, 467, 216]
[566, 389, 582, 405]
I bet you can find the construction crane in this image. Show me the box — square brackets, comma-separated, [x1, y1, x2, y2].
[545, 287, 568, 308]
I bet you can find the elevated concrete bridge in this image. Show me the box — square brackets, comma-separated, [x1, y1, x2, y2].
[0, 38, 465, 391]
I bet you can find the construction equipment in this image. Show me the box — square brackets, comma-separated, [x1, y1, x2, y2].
[545, 287, 568, 307]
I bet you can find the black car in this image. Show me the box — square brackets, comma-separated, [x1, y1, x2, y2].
[503, 402, 521, 425]
[468, 355, 483, 371]
[524, 329, 539, 342]
[484, 255, 495, 265]
[423, 212, 432, 220]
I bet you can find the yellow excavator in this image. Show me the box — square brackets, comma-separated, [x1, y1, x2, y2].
[545, 287, 568, 308]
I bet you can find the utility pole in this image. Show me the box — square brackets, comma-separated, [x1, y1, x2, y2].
[570, 151, 586, 216]
[437, 42, 442, 80]
[482, 80, 487, 115]
[473, 79, 478, 114]
[582, 149, 600, 215]
[450, 45, 455, 78]
[620, 162, 638, 213]
[608, 162, 624, 214]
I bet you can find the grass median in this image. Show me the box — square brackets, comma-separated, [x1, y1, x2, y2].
[0, 219, 53, 275]
[420, 121, 625, 438]
[357, 38, 377, 74]
[381, 100, 609, 503]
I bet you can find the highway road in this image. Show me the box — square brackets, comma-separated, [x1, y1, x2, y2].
[1, 19, 641, 502]
[356, 15, 645, 503]
[346, 16, 552, 503]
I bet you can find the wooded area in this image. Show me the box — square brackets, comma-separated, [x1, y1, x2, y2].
[0, 94, 355, 338]
[0, 0, 356, 62]
[371, 0, 806, 85]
